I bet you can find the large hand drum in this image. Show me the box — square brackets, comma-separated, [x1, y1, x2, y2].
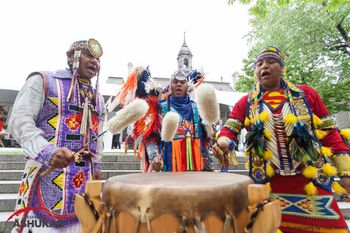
[76, 173, 281, 233]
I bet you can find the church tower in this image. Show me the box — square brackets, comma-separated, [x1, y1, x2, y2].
[177, 32, 193, 72]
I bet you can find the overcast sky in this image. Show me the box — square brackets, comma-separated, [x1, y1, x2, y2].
[1, 0, 251, 91]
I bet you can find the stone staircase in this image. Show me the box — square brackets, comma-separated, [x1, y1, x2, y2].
[0, 148, 349, 232]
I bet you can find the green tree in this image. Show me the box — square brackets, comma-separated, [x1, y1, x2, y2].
[228, 0, 348, 18]
[234, 2, 350, 114]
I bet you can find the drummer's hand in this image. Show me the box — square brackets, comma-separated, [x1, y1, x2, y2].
[340, 177, 350, 202]
[217, 136, 230, 153]
[81, 149, 93, 158]
[151, 155, 164, 172]
[49, 148, 75, 168]
[212, 143, 224, 160]
[93, 172, 102, 180]
[212, 136, 230, 159]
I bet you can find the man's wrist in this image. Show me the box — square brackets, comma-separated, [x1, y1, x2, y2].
[35, 144, 59, 167]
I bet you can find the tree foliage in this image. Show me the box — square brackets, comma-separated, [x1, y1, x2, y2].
[228, 0, 348, 18]
[234, 1, 350, 114]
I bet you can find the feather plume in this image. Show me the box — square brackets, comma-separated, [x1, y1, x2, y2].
[340, 129, 350, 140]
[135, 67, 152, 98]
[133, 96, 161, 140]
[259, 111, 269, 123]
[265, 182, 272, 192]
[145, 78, 161, 97]
[332, 181, 347, 195]
[263, 149, 273, 160]
[302, 166, 318, 179]
[266, 163, 275, 177]
[312, 114, 322, 127]
[321, 163, 337, 176]
[107, 99, 149, 134]
[284, 113, 297, 125]
[321, 146, 332, 157]
[106, 67, 152, 112]
[244, 117, 250, 127]
[289, 122, 318, 162]
[194, 84, 219, 125]
[161, 112, 180, 142]
[304, 182, 317, 196]
[315, 129, 328, 140]
[263, 129, 272, 140]
[246, 122, 266, 158]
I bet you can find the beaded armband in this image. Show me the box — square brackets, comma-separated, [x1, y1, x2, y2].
[224, 118, 243, 135]
[318, 115, 336, 130]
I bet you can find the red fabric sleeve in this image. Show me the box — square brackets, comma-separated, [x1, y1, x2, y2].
[300, 85, 349, 153]
[219, 94, 249, 141]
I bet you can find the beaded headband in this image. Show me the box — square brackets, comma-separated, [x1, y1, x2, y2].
[254, 46, 285, 68]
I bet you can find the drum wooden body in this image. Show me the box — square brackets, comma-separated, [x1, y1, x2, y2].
[76, 172, 281, 233]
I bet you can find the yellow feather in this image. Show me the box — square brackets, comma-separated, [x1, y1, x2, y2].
[244, 117, 250, 127]
[265, 182, 272, 192]
[302, 166, 318, 179]
[332, 181, 347, 195]
[315, 129, 328, 140]
[266, 163, 275, 177]
[321, 163, 337, 176]
[250, 117, 255, 125]
[244, 150, 250, 158]
[340, 129, 350, 140]
[259, 111, 269, 123]
[245, 162, 250, 170]
[284, 114, 297, 125]
[263, 149, 273, 160]
[276, 229, 283, 233]
[304, 182, 317, 196]
[263, 129, 272, 140]
[313, 114, 322, 127]
[321, 146, 332, 157]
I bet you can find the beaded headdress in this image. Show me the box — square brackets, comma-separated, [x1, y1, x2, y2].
[66, 38, 103, 102]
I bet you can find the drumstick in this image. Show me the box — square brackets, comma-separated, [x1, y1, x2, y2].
[41, 99, 150, 177]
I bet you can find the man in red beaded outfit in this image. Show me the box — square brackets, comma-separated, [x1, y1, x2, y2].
[215, 47, 350, 233]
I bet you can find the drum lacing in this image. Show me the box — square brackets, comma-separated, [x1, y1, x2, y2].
[112, 209, 118, 233]
[104, 209, 112, 233]
[179, 216, 208, 233]
[134, 207, 152, 233]
[223, 213, 238, 233]
[105, 208, 118, 233]
[193, 216, 207, 233]
[245, 198, 273, 233]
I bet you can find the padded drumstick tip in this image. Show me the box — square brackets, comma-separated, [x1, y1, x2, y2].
[107, 99, 149, 134]
[194, 84, 219, 125]
[161, 112, 180, 142]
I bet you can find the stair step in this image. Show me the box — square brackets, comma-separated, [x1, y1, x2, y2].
[0, 181, 20, 194]
[0, 169, 144, 181]
[0, 194, 17, 212]
[0, 161, 142, 170]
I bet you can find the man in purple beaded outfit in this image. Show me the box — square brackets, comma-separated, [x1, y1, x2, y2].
[8, 38, 105, 233]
